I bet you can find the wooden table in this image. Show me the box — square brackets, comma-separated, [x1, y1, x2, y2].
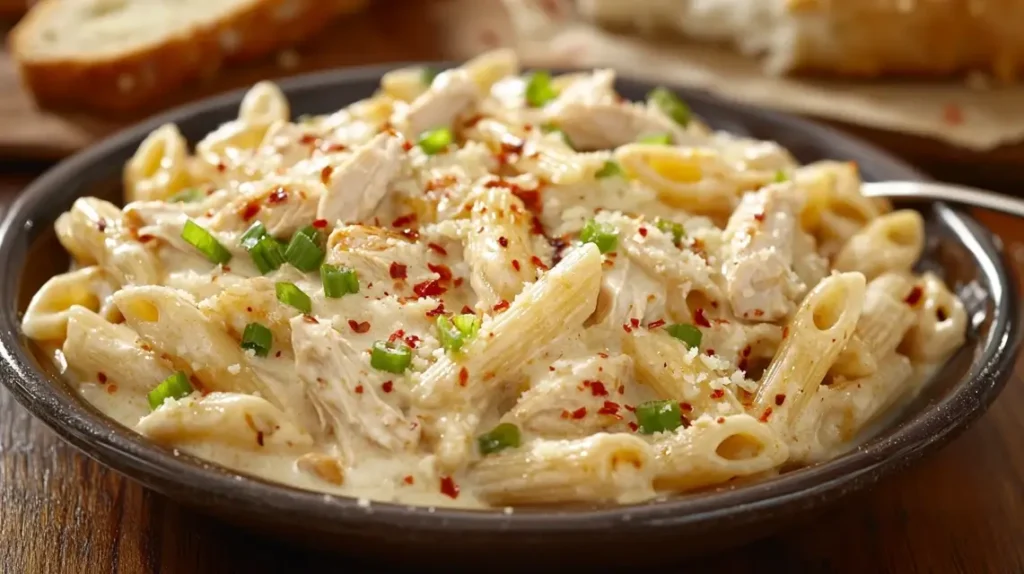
[2, 3, 1024, 573]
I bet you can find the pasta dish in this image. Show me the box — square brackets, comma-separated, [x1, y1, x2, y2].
[21, 50, 968, 509]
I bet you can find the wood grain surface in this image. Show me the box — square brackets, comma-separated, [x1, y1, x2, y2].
[2, 1, 1024, 572]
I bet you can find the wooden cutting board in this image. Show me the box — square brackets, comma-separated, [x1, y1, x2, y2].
[0, 0, 1020, 192]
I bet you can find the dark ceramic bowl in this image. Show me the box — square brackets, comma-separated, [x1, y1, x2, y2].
[0, 65, 1019, 567]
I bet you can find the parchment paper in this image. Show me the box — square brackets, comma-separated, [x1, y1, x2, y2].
[431, 0, 1024, 152]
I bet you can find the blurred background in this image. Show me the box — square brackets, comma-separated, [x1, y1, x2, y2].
[1, 0, 1023, 192]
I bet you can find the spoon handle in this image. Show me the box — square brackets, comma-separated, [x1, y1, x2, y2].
[862, 181, 1024, 219]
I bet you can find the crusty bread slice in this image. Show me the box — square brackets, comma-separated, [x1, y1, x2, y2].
[10, 0, 368, 113]
[578, 0, 1024, 82]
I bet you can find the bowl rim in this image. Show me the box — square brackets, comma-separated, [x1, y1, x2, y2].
[0, 62, 1019, 535]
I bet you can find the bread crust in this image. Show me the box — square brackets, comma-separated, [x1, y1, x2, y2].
[9, 0, 368, 113]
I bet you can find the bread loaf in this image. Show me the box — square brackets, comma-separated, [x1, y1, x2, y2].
[10, 0, 368, 113]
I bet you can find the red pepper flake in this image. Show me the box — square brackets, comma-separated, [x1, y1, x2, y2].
[529, 216, 545, 236]
[904, 285, 924, 306]
[392, 214, 417, 228]
[492, 300, 510, 313]
[453, 277, 464, 287]
[400, 228, 420, 241]
[302, 314, 319, 324]
[759, 407, 773, 423]
[403, 475, 415, 485]
[106, 384, 118, 394]
[462, 114, 484, 128]
[256, 431, 265, 446]
[404, 335, 421, 348]
[321, 142, 348, 154]
[427, 243, 448, 256]
[624, 404, 636, 413]
[585, 381, 609, 396]
[138, 234, 155, 244]
[782, 326, 789, 339]
[647, 319, 666, 330]
[348, 320, 371, 334]
[460, 305, 474, 315]
[753, 309, 765, 318]
[498, 236, 509, 248]
[628, 422, 639, 432]
[710, 389, 725, 399]
[267, 187, 288, 204]
[496, 140, 525, 165]
[388, 329, 405, 344]
[382, 381, 394, 393]
[694, 308, 711, 328]
[571, 407, 587, 419]
[560, 409, 570, 419]
[676, 403, 691, 413]
[440, 476, 460, 499]
[355, 385, 364, 394]
[617, 385, 625, 395]
[511, 259, 521, 272]
[943, 103, 964, 126]
[774, 394, 786, 406]
[597, 400, 621, 417]
[426, 302, 446, 317]
[716, 417, 726, 424]
[529, 256, 548, 271]
[320, 166, 334, 185]
[389, 262, 408, 279]
[275, 350, 282, 358]
[401, 140, 414, 152]
[513, 188, 543, 214]
[597, 352, 609, 359]
[97, 372, 108, 383]
[753, 212, 766, 222]
[706, 349, 716, 356]
[638, 227, 648, 237]
[622, 323, 633, 333]
[299, 134, 320, 146]
[413, 279, 447, 298]
[240, 202, 261, 221]
[312, 219, 328, 229]
[96, 219, 107, 232]
[458, 367, 469, 387]
[427, 263, 453, 281]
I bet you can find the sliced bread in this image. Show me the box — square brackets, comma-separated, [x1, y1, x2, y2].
[578, 0, 1024, 82]
[10, 0, 368, 113]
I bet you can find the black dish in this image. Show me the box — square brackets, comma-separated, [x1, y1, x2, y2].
[0, 64, 1019, 566]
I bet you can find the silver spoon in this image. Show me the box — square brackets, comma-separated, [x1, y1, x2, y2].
[863, 181, 1024, 219]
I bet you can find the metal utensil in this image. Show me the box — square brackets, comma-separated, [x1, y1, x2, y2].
[863, 181, 1024, 219]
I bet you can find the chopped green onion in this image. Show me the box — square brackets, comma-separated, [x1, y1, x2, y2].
[647, 86, 691, 127]
[525, 70, 558, 107]
[370, 341, 413, 374]
[147, 372, 193, 410]
[540, 123, 574, 148]
[638, 132, 672, 145]
[437, 313, 481, 354]
[241, 322, 273, 357]
[666, 323, 702, 349]
[321, 264, 359, 298]
[635, 400, 682, 434]
[580, 219, 618, 254]
[181, 220, 232, 265]
[240, 221, 269, 250]
[774, 170, 788, 183]
[422, 66, 440, 85]
[595, 160, 625, 179]
[285, 229, 325, 272]
[477, 423, 521, 455]
[296, 225, 324, 248]
[249, 235, 286, 275]
[418, 127, 453, 155]
[275, 282, 312, 314]
[168, 188, 204, 203]
[655, 218, 686, 245]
